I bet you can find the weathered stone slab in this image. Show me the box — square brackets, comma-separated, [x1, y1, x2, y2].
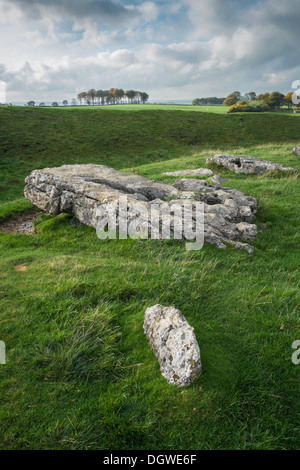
[24, 164, 258, 253]
[143, 305, 202, 386]
[163, 168, 213, 177]
[207, 154, 296, 175]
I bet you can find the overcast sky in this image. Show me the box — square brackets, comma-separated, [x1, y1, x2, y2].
[1, 0, 300, 102]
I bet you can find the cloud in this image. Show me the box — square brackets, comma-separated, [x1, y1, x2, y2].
[7, 0, 157, 26]
[1, 0, 300, 101]
[185, 0, 247, 38]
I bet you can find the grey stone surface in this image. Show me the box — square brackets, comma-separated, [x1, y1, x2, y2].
[24, 164, 258, 252]
[292, 147, 300, 156]
[143, 305, 202, 386]
[210, 175, 227, 187]
[163, 168, 213, 177]
[173, 179, 211, 191]
[207, 154, 296, 175]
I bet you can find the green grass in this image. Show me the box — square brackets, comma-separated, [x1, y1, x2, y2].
[0, 106, 299, 450]
[1, 105, 299, 202]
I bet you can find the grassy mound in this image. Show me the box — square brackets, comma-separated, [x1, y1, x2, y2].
[0, 105, 299, 201]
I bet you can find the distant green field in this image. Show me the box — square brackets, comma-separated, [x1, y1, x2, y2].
[0, 106, 299, 450]
[48, 104, 230, 114]
[35, 103, 300, 115]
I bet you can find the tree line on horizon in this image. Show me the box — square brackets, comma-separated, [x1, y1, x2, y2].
[77, 88, 149, 105]
[223, 90, 297, 107]
[224, 90, 300, 112]
[192, 90, 299, 112]
[24, 88, 149, 108]
[192, 97, 225, 105]
[13, 88, 300, 109]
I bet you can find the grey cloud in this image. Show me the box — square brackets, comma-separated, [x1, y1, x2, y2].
[185, 0, 300, 82]
[8, 0, 140, 24]
[185, 0, 249, 37]
[239, 0, 300, 71]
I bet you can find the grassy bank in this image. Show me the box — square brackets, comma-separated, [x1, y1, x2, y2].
[0, 106, 299, 449]
[0, 105, 299, 202]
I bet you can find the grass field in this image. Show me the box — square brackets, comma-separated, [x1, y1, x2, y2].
[50, 104, 230, 114]
[0, 105, 299, 450]
[1, 104, 299, 203]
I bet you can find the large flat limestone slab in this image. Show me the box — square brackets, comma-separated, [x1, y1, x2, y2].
[24, 164, 259, 253]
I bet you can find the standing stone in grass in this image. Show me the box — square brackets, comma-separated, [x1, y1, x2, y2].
[292, 147, 300, 156]
[144, 305, 202, 387]
[210, 175, 227, 187]
[207, 154, 296, 175]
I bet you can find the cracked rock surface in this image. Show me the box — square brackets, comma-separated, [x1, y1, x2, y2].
[143, 305, 202, 386]
[24, 164, 258, 252]
[207, 154, 296, 175]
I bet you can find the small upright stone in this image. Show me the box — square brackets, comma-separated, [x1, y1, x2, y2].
[144, 305, 202, 386]
[210, 175, 227, 187]
[292, 147, 300, 156]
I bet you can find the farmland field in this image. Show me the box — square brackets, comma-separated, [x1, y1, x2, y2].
[0, 105, 299, 450]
